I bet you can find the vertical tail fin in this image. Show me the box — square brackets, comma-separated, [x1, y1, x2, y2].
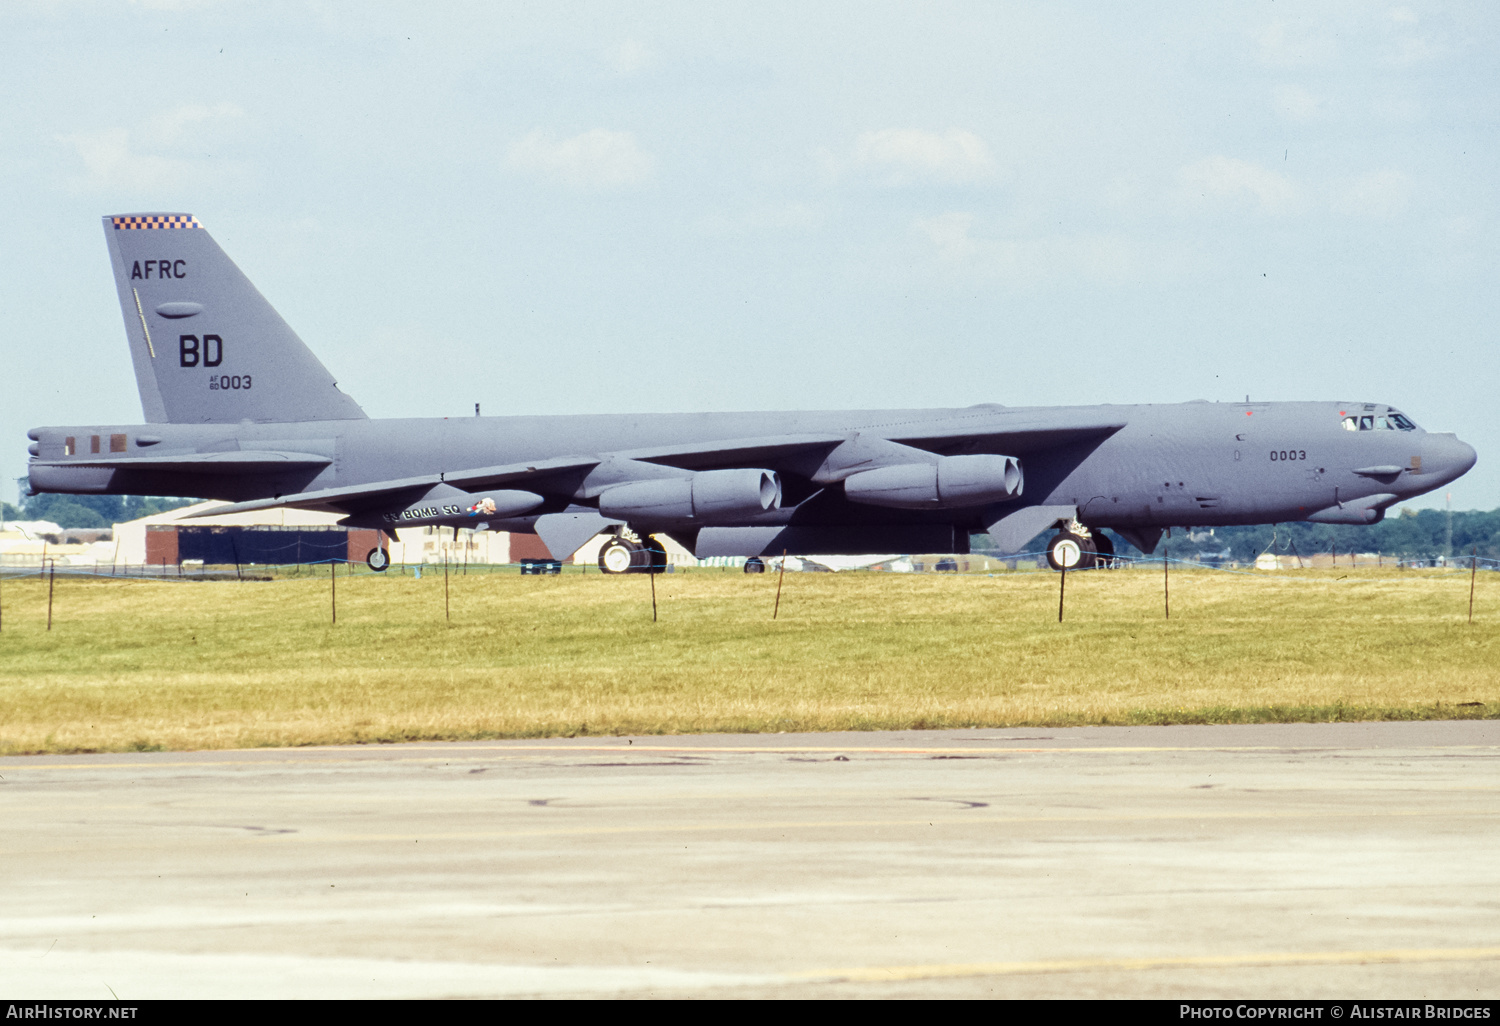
[103, 213, 367, 424]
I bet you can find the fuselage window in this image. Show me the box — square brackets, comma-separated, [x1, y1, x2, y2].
[1359, 416, 1374, 430]
[1343, 417, 1358, 431]
[1390, 413, 1417, 431]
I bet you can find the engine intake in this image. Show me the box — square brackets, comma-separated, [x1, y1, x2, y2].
[600, 468, 781, 524]
[843, 454, 1022, 510]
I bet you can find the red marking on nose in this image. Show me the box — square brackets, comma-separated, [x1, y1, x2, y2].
[1245, 411, 1253, 416]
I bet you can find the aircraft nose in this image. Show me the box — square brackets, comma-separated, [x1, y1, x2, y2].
[1422, 433, 1478, 485]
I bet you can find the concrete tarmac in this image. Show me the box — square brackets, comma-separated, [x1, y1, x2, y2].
[2, 722, 1498, 999]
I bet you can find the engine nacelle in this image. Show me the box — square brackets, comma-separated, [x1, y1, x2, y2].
[599, 468, 781, 524]
[843, 454, 1022, 510]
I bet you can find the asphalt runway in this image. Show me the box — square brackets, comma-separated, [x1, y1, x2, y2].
[2, 722, 1498, 999]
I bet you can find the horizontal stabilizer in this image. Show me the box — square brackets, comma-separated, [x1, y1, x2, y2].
[53, 450, 332, 474]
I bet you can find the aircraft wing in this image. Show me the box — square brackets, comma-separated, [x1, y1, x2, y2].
[181, 414, 1126, 520]
[182, 438, 852, 519]
[182, 455, 604, 517]
[616, 433, 847, 471]
[885, 415, 1127, 456]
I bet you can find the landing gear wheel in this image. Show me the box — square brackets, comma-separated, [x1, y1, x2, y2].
[366, 546, 390, 572]
[1046, 532, 1096, 571]
[643, 535, 669, 573]
[1092, 532, 1116, 569]
[598, 536, 646, 574]
[744, 556, 766, 574]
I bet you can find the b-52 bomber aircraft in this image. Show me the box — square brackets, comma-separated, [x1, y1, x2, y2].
[25, 213, 1478, 572]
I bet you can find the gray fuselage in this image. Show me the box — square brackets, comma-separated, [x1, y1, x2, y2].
[27, 398, 1477, 551]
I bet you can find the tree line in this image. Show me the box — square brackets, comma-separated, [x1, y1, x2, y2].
[1098, 507, 1500, 562]
[2, 493, 193, 530]
[7, 492, 1499, 562]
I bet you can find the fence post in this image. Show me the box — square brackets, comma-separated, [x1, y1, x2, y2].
[331, 559, 337, 625]
[1058, 560, 1066, 623]
[1163, 541, 1170, 620]
[47, 559, 55, 631]
[1470, 547, 1478, 624]
[773, 549, 788, 620]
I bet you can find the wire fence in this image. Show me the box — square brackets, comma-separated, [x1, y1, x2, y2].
[2, 550, 1497, 585]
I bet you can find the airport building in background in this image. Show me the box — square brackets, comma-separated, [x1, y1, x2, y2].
[1, 503, 577, 568]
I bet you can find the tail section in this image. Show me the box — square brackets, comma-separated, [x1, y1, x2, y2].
[104, 213, 366, 424]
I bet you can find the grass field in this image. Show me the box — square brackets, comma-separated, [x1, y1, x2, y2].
[0, 563, 1495, 754]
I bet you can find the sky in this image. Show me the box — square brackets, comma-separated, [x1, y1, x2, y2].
[2, 1, 1496, 509]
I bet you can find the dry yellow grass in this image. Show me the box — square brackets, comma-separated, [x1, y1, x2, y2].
[0, 563, 1495, 754]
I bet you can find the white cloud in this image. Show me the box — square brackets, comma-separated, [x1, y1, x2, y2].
[58, 104, 245, 192]
[1383, 7, 1443, 66]
[1178, 156, 1301, 215]
[60, 128, 192, 192]
[604, 39, 654, 75]
[506, 129, 655, 190]
[852, 129, 996, 185]
[1370, 97, 1423, 124]
[916, 212, 982, 262]
[695, 203, 825, 237]
[1332, 169, 1411, 218]
[912, 212, 1143, 288]
[143, 103, 243, 146]
[1273, 85, 1326, 123]
[1254, 19, 1340, 67]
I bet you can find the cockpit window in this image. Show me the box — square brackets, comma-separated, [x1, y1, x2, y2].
[1345, 410, 1417, 432]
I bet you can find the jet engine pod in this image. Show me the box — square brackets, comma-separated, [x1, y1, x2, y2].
[374, 484, 544, 528]
[599, 468, 781, 524]
[843, 454, 1022, 509]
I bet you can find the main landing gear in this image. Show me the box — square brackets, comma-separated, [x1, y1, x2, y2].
[598, 529, 668, 574]
[1046, 521, 1114, 571]
[1046, 531, 1095, 571]
[1092, 531, 1117, 569]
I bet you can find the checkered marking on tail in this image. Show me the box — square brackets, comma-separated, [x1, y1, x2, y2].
[111, 215, 201, 230]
